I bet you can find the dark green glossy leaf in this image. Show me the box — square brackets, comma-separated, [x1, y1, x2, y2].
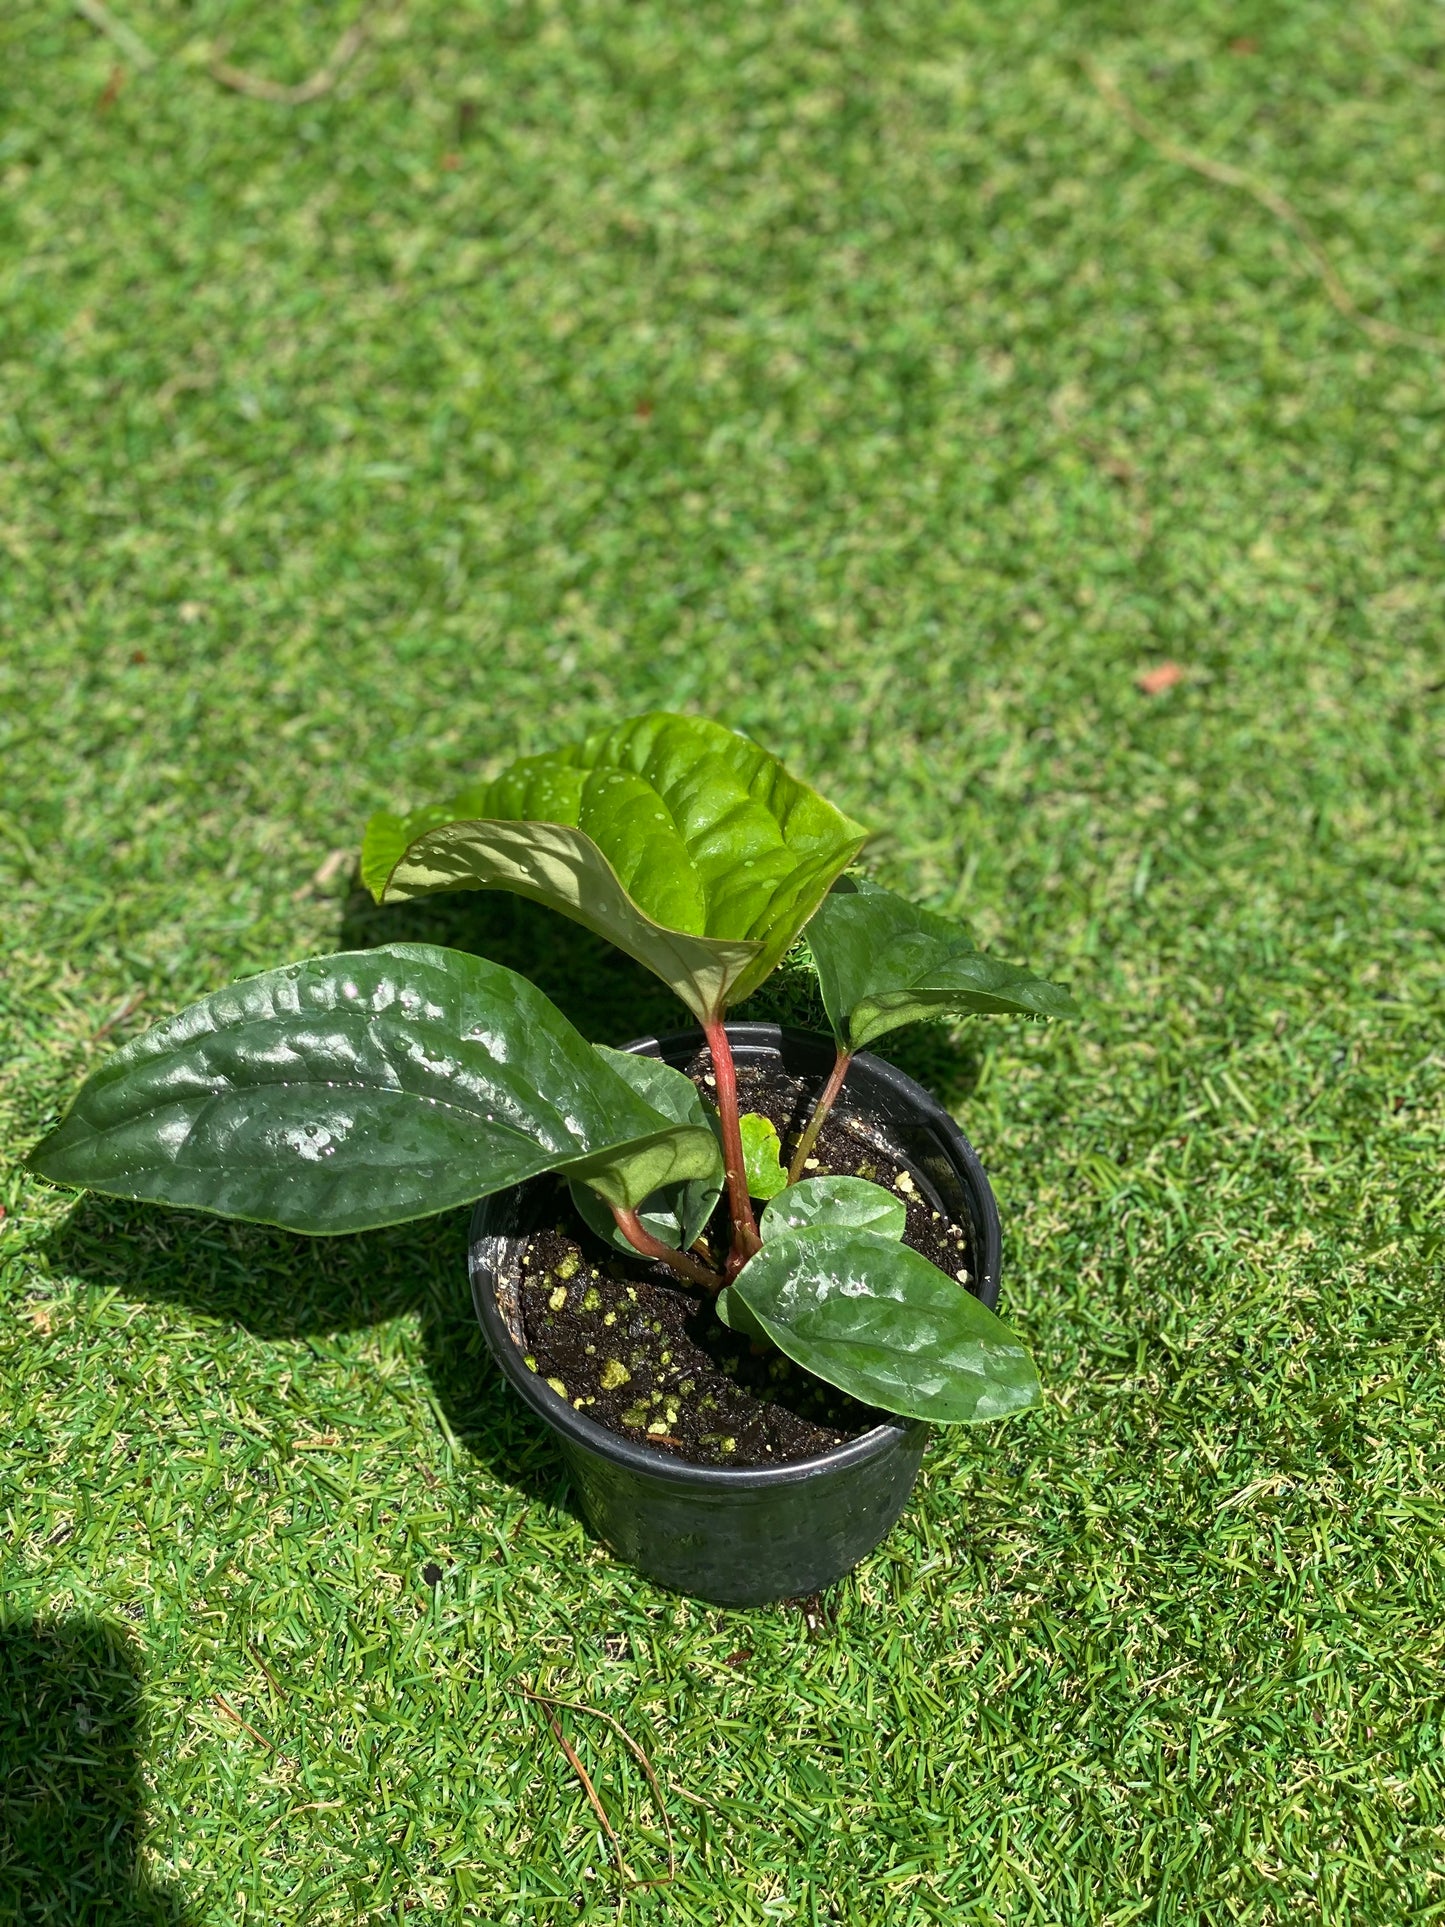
[714, 1285, 773, 1346]
[27, 945, 721, 1235]
[363, 713, 870, 1020]
[807, 877, 1079, 1050]
[731, 1226, 1040, 1423]
[569, 1047, 724, 1255]
[738, 1112, 789, 1200]
[760, 1175, 906, 1241]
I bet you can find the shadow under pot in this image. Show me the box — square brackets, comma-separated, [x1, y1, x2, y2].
[469, 1022, 1002, 1608]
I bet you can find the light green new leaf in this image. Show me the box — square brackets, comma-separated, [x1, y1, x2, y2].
[362, 714, 870, 1021]
[761, 1175, 907, 1241]
[569, 1047, 724, 1255]
[738, 1112, 789, 1200]
[808, 876, 1079, 1051]
[731, 1225, 1040, 1423]
[27, 945, 721, 1235]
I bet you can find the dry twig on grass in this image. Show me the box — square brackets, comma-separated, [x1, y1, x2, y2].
[523, 1686, 678, 1891]
[1086, 60, 1445, 355]
[209, 17, 371, 106]
[71, 0, 380, 106]
[213, 1693, 274, 1752]
[72, 0, 157, 70]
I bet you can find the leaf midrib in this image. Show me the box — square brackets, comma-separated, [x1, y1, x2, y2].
[76, 1008, 641, 1157]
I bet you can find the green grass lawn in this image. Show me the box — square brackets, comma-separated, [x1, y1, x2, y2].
[3, 0, 1443, 1919]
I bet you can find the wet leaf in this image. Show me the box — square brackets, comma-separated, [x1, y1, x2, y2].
[27, 944, 721, 1233]
[730, 1225, 1040, 1423]
[714, 1284, 772, 1345]
[760, 1175, 906, 1241]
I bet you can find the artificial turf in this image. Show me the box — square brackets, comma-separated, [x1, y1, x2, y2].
[2, 0, 1443, 1920]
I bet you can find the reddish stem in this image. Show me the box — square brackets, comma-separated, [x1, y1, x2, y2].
[786, 1048, 853, 1184]
[701, 1016, 762, 1282]
[611, 1208, 724, 1294]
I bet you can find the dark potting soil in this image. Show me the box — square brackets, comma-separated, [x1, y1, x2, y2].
[516, 1057, 978, 1469]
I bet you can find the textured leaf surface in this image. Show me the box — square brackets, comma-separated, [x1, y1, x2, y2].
[731, 1225, 1040, 1423]
[738, 1112, 789, 1200]
[569, 1047, 725, 1255]
[761, 1175, 907, 1241]
[363, 713, 869, 1018]
[27, 945, 721, 1233]
[808, 877, 1079, 1050]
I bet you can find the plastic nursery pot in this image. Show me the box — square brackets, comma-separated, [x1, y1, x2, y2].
[469, 1023, 1003, 1608]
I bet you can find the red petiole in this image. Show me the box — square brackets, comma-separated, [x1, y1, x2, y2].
[701, 1016, 762, 1283]
[611, 1207, 724, 1293]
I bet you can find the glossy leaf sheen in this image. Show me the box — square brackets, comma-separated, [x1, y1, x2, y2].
[738, 1112, 789, 1200]
[714, 1284, 773, 1345]
[808, 877, 1079, 1050]
[569, 1048, 724, 1255]
[761, 1175, 907, 1241]
[27, 946, 722, 1234]
[731, 1226, 1041, 1423]
[363, 714, 870, 1019]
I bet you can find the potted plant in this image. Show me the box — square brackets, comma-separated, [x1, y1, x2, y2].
[27, 714, 1076, 1605]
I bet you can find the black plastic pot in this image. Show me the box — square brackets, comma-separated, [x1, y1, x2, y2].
[469, 1023, 1002, 1607]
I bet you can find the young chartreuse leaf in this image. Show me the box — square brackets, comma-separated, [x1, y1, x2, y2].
[729, 1226, 1040, 1423]
[362, 714, 870, 1022]
[807, 876, 1079, 1052]
[760, 1175, 907, 1241]
[569, 1047, 724, 1255]
[738, 1112, 789, 1200]
[26, 945, 721, 1235]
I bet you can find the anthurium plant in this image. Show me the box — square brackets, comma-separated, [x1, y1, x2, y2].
[29, 714, 1077, 1428]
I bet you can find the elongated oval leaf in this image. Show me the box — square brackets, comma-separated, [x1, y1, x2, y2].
[808, 877, 1079, 1051]
[760, 1175, 907, 1241]
[731, 1225, 1040, 1423]
[27, 945, 721, 1234]
[738, 1112, 789, 1200]
[363, 714, 870, 1020]
[569, 1047, 724, 1255]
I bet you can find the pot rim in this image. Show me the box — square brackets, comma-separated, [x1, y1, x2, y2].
[469, 1021, 998, 1491]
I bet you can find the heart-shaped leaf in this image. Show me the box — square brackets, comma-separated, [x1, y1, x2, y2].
[807, 877, 1079, 1051]
[760, 1175, 907, 1241]
[569, 1047, 724, 1255]
[27, 945, 721, 1235]
[730, 1226, 1040, 1423]
[738, 1112, 789, 1200]
[363, 714, 870, 1021]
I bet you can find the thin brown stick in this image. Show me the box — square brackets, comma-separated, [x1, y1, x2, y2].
[522, 1689, 677, 1886]
[1086, 60, 1445, 355]
[72, 0, 157, 69]
[530, 1696, 631, 1886]
[248, 1642, 285, 1702]
[93, 992, 145, 1041]
[210, 17, 371, 105]
[213, 1693, 274, 1752]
